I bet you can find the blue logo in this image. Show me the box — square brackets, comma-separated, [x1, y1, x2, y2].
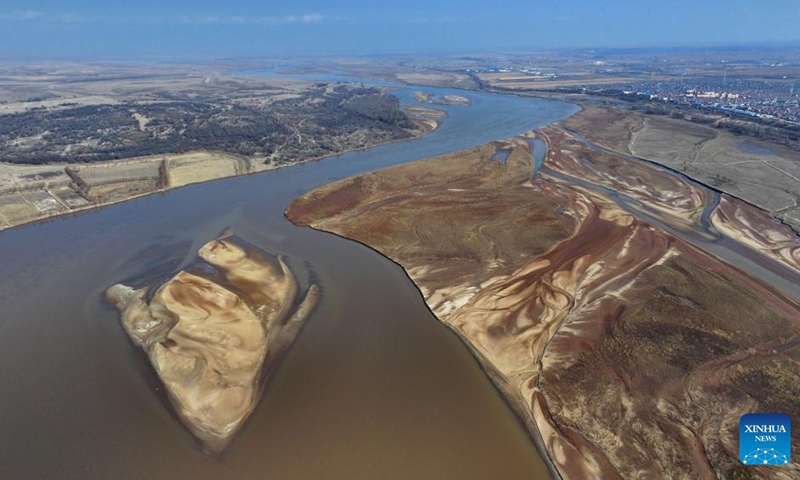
[740, 413, 791, 465]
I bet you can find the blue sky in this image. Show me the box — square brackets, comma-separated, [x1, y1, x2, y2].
[1, 1, 799, 58]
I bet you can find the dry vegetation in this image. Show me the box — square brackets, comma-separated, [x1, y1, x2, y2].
[560, 104, 800, 230]
[476, 73, 647, 91]
[0, 63, 436, 230]
[290, 141, 576, 298]
[0, 83, 419, 165]
[0, 151, 262, 229]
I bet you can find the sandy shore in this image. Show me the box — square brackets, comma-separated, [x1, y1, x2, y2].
[412, 91, 471, 105]
[287, 135, 800, 479]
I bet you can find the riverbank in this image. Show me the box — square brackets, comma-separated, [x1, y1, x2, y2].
[287, 142, 572, 478]
[0, 116, 437, 233]
[287, 134, 800, 479]
[0, 86, 581, 480]
[556, 101, 800, 233]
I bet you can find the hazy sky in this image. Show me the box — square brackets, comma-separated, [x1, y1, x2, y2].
[1, 0, 799, 58]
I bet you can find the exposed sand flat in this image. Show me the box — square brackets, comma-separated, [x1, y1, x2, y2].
[288, 136, 800, 479]
[442, 95, 469, 105]
[410, 118, 440, 134]
[560, 104, 800, 232]
[712, 195, 800, 275]
[539, 126, 713, 232]
[412, 91, 470, 106]
[442, 183, 677, 478]
[404, 105, 447, 118]
[106, 232, 318, 452]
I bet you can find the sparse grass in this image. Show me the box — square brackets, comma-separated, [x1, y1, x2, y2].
[559, 103, 800, 231]
[288, 140, 577, 292]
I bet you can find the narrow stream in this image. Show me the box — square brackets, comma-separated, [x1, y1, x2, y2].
[541, 128, 800, 301]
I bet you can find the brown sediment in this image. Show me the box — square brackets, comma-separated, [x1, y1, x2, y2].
[288, 135, 800, 479]
[712, 194, 800, 275]
[539, 126, 714, 232]
[558, 102, 800, 234]
[439, 181, 678, 478]
[105, 231, 319, 453]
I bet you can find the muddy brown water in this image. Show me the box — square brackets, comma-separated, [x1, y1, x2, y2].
[0, 86, 578, 479]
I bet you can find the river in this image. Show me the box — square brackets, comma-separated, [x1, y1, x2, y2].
[0, 79, 578, 479]
[549, 125, 800, 302]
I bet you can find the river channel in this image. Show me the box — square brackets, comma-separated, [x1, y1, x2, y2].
[0, 78, 578, 479]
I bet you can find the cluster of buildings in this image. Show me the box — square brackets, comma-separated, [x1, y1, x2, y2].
[600, 77, 800, 123]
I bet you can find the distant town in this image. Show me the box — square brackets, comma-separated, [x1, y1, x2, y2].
[413, 47, 800, 125]
[581, 77, 799, 124]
